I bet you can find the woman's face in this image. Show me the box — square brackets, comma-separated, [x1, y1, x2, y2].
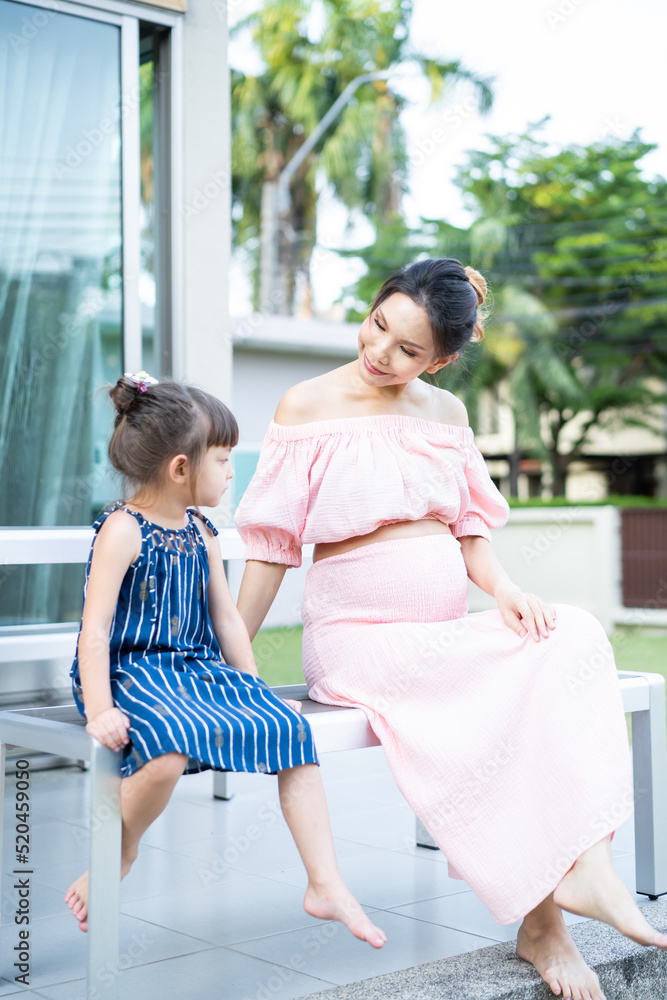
[357, 292, 457, 388]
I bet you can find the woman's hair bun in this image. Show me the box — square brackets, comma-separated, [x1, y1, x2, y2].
[464, 266, 487, 306]
[464, 266, 488, 343]
[109, 376, 141, 417]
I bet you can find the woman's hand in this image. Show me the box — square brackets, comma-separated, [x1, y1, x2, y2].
[494, 582, 557, 642]
[282, 698, 303, 713]
[86, 707, 131, 751]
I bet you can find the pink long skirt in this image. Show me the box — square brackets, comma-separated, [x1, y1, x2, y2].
[301, 534, 633, 925]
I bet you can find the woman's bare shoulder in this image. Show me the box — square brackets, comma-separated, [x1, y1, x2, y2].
[274, 369, 348, 426]
[424, 385, 469, 427]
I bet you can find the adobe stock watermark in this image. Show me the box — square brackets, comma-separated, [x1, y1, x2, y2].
[566, 635, 616, 693]
[64, 931, 153, 1000]
[531, 788, 634, 898]
[239, 924, 339, 1000]
[213, 0, 253, 17]
[197, 798, 282, 887]
[183, 166, 231, 221]
[406, 96, 477, 168]
[14, 289, 106, 380]
[426, 733, 521, 829]
[6, 1, 64, 52]
[545, 0, 589, 29]
[52, 65, 169, 181]
[518, 458, 637, 567]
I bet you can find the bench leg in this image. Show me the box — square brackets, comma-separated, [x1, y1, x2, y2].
[87, 741, 122, 999]
[631, 672, 667, 899]
[212, 771, 233, 801]
[415, 816, 438, 850]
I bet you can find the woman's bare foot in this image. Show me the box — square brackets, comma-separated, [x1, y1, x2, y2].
[553, 837, 667, 949]
[304, 879, 386, 948]
[65, 855, 135, 933]
[517, 896, 606, 999]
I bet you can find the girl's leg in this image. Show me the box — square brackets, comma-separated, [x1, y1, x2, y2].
[278, 763, 386, 948]
[65, 752, 188, 931]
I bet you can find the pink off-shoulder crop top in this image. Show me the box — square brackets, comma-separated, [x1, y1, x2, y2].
[234, 413, 510, 568]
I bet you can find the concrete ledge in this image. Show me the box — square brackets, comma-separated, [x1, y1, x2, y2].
[303, 901, 667, 1000]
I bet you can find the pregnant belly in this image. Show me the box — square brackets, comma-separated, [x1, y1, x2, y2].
[312, 518, 452, 563]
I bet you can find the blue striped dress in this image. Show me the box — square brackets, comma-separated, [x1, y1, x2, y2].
[71, 504, 318, 779]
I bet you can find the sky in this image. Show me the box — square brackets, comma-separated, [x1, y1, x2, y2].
[228, 0, 667, 315]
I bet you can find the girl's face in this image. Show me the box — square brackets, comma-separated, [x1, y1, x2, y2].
[193, 445, 234, 507]
[357, 292, 456, 387]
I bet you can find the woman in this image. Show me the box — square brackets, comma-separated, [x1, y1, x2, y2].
[235, 258, 666, 1000]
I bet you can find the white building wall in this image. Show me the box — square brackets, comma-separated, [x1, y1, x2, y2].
[466, 505, 622, 634]
[232, 349, 352, 442]
[179, 0, 232, 404]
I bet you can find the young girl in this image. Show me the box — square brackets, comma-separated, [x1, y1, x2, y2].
[65, 372, 385, 950]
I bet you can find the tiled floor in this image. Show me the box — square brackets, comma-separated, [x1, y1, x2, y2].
[1, 747, 643, 1000]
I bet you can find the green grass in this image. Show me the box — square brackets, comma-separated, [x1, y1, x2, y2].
[610, 631, 667, 681]
[508, 495, 667, 508]
[253, 626, 667, 704]
[610, 632, 667, 741]
[252, 626, 305, 686]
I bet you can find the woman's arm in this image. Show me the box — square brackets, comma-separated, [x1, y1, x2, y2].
[458, 534, 556, 642]
[207, 539, 302, 707]
[77, 513, 140, 749]
[237, 560, 287, 642]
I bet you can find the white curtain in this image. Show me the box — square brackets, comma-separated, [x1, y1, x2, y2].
[0, 2, 122, 623]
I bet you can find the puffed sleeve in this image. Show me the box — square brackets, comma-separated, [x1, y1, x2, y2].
[234, 430, 311, 568]
[450, 433, 510, 542]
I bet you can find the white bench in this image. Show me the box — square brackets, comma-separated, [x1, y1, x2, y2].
[1, 526, 667, 1000]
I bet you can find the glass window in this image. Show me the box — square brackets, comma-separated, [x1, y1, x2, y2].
[232, 448, 260, 514]
[138, 24, 172, 378]
[0, 0, 122, 622]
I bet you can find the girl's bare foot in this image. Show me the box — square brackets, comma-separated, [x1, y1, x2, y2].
[517, 898, 606, 999]
[553, 838, 667, 949]
[65, 855, 135, 933]
[65, 872, 90, 932]
[304, 879, 386, 948]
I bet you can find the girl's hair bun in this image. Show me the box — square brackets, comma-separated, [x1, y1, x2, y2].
[109, 376, 142, 417]
[464, 266, 488, 343]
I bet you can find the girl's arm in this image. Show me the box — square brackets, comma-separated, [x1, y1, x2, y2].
[236, 560, 287, 642]
[77, 512, 141, 749]
[206, 533, 262, 675]
[458, 534, 556, 642]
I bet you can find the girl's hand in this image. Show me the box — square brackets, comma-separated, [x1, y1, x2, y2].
[86, 708, 131, 751]
[282, 698, 303, 713]
[494, 582, 557, 642]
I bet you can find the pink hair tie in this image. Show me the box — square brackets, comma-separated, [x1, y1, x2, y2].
[124, 370, 159, 392]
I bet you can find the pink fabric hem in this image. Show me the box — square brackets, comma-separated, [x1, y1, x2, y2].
[267, 414, 474, 441]
[495, 816, 633, 926]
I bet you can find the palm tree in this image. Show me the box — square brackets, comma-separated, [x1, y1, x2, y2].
[231, 0, 493, 312]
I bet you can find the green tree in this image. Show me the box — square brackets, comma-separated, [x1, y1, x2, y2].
[231, 0, 493, 311]
[341, 125, 667, 493]
[454, 125, 667, 493]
